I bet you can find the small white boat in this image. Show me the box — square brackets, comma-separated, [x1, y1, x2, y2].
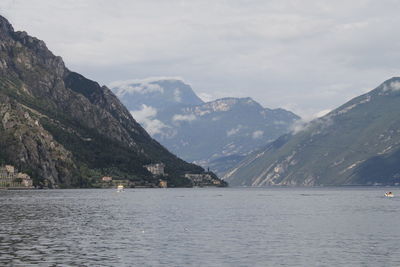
[384, 192, 394, 197]
[117, 184, 124, 192]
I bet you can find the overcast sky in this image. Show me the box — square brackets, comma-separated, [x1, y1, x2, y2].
[1, 0, 400, 118]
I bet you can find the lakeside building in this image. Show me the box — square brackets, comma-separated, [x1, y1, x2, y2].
[144, 163, 165, 176]
[212, 179, 222, 185]
[101, 176, 112, 182]
[159, 180, 168, 188]
[0, 165, 33, 188]
[184, 173, 222, 187]
[98, 177, 161, 188]
[185, 173, 212, 182]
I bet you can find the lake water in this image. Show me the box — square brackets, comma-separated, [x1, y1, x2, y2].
[1, 187, 400, 266]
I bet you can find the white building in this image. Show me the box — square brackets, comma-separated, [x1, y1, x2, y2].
[144, 163, 165, 176]
[101, 176, 112, 182]
[0, 165, 33, 188]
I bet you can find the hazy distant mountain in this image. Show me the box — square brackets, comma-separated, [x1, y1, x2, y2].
[224, 77, 400, 186]
[0, 15, 205, 188]
[112, 79, 299, 175]
[110, 78, 204, 111]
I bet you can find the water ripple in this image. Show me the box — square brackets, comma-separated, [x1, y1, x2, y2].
[1, 188, 400, 266]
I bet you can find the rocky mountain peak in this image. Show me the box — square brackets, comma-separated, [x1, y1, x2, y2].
[0, 15, 13, 38]
[13, 30, 49, 51]
[0, 15, 65, 78]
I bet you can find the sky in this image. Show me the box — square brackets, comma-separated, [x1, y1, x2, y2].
[1, 0, 400, 118]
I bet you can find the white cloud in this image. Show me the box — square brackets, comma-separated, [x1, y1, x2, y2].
[391, 81, 400, 91]
[172, 114, 196, 122]
[113, 83, 163, 97]
[252, 130, 264, 139]
[383, 81, 400, 92]
[130, 104, 157, 119]
[290, 108, 332, 134]
[290, 120, 310, 134]
[130, 105, 167, 136]
[227, 125, 242, 137]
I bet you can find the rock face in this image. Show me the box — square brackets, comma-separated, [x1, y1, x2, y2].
[0, 15, 204, 187]
[112, 79, 299, 175]
[0, 94, 76, 186]
[224, 78, 400, 186]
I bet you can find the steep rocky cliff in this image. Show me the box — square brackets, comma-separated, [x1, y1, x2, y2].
[0, 15, 204, 187]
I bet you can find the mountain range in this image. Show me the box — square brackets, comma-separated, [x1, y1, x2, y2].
[224, 78, 400, 186]
[111, 79, 300, 175]
[5, 13, 396, 188]
[0, 15, 208, 188]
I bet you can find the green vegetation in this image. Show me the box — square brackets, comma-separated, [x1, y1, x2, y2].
[226, 78, 400, 186]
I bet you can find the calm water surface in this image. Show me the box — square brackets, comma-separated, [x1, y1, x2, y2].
[1, 187, 400, 266]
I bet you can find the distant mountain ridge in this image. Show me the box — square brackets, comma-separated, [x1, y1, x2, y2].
[224, 77, 400, 186]
[0, 15, 206, 187]
[111, 78, 300, 175]
[110, 78, 204, 110]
